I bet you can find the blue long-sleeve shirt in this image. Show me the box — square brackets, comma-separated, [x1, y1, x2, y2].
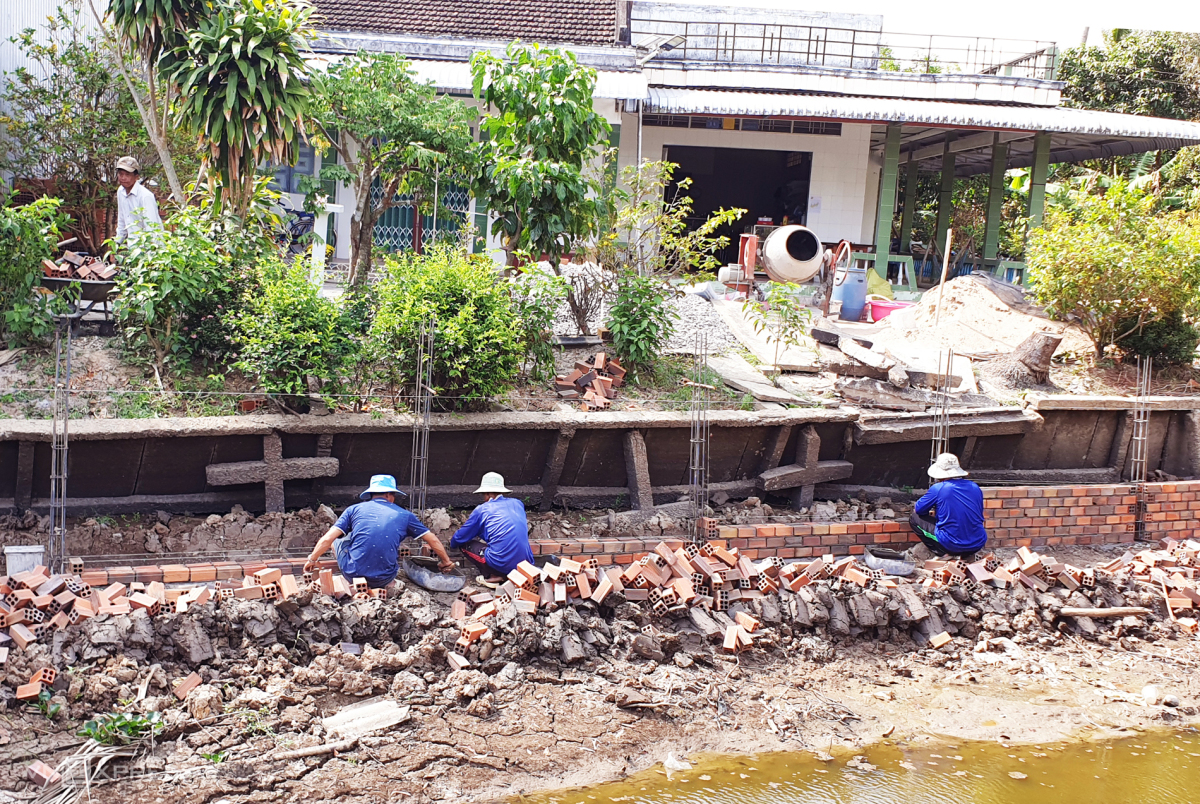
[915, 478, 988, 554]
[449, 496, 534, 575]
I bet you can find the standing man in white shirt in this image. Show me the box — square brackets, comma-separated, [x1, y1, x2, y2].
[114, 156, 163, 244]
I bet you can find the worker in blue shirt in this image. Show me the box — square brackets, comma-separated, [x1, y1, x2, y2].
[303, 474, 455, 588]
[909, 454, 988, 561]
[450, 472, 535, 587]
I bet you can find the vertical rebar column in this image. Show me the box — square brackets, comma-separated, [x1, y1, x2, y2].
[49, 320, 72, 571]
[409, 317, 435, 513]
[1131, 356, 1153, 540]
[688, 331, 710, 541]
[930, 348, 954, 464]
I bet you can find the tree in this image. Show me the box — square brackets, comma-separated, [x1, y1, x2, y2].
[1027, 183, 1200, 359]
[95, 0, 208, 203]
[0, 5, 192, 252]
[471, 42, 611, 333]
[1058, 30, 1200, 120]
[307, 52, 476, 285]
[1056, 31, 1200, 192]
[159, 0, 316, 220]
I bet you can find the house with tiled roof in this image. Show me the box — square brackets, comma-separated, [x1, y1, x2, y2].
[299, 0, 1200, 284]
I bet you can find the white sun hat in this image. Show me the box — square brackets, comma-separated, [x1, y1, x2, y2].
[473, 471, 511, 494]
[928, 453, 969, 480]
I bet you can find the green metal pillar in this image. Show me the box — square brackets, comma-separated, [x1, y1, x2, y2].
[1026, 131, 1051, 231]
[899, 153, 918, 254]
[982, 134, 1009, 262]
[873, 123, 902, 279]
[934, 132, 957, 256]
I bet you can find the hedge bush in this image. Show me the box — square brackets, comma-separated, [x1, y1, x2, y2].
[370, 245, 521, 410]
[1116, 310, 1200, 366]
[232, 260, 357, 398]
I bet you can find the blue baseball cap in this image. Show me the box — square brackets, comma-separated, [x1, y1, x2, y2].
[360, 474, 401, 501]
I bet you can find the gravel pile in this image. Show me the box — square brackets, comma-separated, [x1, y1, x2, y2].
[664, 291, 738, 354]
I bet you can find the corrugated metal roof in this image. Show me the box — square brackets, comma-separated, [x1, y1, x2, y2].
[646, 88, 1200, 141]
[409, 59, 646, 99]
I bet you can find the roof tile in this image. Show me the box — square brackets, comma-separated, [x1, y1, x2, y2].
[313, 0, 618, 46]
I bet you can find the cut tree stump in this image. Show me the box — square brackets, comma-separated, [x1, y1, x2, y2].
[981, 330, 1063, 389]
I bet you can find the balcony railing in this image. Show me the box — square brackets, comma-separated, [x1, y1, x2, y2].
[630, 18, 1058, 80]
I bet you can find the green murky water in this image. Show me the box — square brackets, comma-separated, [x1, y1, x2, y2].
[520, 731, 1200, 804]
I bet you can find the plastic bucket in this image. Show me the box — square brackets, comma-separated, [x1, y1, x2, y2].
[868, 298, 914, 321]
[4, 544, 46, 576]
[832, 265, 869, 322]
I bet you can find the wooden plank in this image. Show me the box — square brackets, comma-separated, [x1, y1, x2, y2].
[710, 299, 820, 373]
[707, 354, 802, 405]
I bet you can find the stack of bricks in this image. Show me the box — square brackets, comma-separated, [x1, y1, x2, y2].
[446, 541, 922, 656]
[1097, 537, 1200, 634]
[552, 351, 626, 411]
[41, 250, 117, 281]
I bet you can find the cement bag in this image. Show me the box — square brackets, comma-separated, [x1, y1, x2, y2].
[762, 225, 824, 284]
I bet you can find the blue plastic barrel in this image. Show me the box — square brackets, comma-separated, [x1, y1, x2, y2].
[832, 264, 868, 322]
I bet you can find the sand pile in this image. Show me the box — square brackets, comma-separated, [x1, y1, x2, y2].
[877, 274, 1092, 356]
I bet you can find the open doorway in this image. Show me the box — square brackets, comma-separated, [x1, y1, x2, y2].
[664, 145, 812, 265]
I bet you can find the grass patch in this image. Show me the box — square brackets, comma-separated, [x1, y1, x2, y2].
[626, 354, 740, 405]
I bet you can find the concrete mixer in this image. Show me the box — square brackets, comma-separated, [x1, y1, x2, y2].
[761, 225, 824, 284]
[717, 226, 825, 296]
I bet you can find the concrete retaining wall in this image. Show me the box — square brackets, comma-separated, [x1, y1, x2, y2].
[1, 395, 1197, 517]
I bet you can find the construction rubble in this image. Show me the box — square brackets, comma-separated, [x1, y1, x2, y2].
[3, 533, 1200, 798]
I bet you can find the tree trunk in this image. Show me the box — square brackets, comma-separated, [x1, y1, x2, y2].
[980, 329, 1063, 390]
[87, 0, 186, 205]
[548, 255, 591, 336]
[1012, 330, 1063, 383]
[348, 211, 376, 286]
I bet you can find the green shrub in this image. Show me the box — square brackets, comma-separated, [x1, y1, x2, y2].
[1117, 310, 1200, 365]
[232, 260, 357, 399]
[79, 711, 162, 745]
[115, 206, 231, 378]
[605, 269, 678, 373]
[510, 265, 568, 381]
[0, 197, 70, 343]
[370, 245, 521, 410]
[1028, 183, 1200, 358]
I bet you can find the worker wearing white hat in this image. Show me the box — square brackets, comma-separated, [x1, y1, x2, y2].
[908, 454, 988, 561]
[114, 156, 162, 243]
[449, 472, 534, 587]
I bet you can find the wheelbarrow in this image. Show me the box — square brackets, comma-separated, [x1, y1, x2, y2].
[40, 276, 119, 334]
[402, 555, 466, 593]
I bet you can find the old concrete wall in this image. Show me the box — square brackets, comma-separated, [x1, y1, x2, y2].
[2, 396, 1196, 519]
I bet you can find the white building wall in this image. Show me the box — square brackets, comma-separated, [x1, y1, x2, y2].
[624, 114, 873, 244]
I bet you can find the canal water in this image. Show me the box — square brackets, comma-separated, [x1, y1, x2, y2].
[520, 730, 1200, 804]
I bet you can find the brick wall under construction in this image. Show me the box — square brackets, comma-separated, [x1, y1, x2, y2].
[529, 481, 1196, 567]
[39, 481, 1200, 587]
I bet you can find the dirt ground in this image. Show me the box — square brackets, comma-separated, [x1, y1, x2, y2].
[22, 626, 1198, 804]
